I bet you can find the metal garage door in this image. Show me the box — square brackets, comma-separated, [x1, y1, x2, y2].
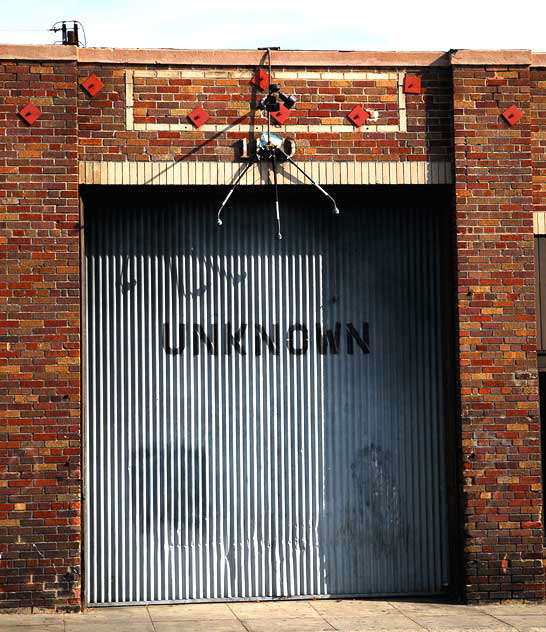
[84, 185, 453, 605]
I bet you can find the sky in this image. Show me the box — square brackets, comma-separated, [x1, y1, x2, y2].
[0, 0, 544, 51]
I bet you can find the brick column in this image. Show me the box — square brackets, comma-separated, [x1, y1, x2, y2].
[0, 61, 81, 610]
[452, 51, 545, 601]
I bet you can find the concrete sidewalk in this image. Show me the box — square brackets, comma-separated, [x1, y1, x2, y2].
[1, 600, 546, 632]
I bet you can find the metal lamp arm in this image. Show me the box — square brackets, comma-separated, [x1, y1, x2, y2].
[276, 149, 340, 215]
[216, 157, 259, 226]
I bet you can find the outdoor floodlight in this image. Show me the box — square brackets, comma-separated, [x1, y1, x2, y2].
[258, 84, 297, 113]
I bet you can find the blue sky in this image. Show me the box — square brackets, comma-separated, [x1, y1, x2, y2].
[0, 0, 543, 51]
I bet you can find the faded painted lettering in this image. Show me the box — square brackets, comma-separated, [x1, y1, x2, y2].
[163, 322, 369, 356]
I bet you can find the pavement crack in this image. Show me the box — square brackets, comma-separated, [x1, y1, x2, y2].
[386, 602, 432, 630]
[486, 612, 521, 631]
[307, 600, 336, 630]
[226, 602, 252, 631]
[146, 604, 159, 632]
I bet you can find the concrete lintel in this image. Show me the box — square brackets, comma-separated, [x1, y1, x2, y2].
[79, 160, 452, 186]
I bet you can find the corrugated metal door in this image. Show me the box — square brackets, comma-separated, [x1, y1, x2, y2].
[84, 186, 453, 605]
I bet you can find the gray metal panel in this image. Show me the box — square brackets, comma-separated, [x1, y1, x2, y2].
[85, 186, 451, 605]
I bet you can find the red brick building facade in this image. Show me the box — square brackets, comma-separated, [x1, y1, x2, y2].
[0, 46, 545, 610]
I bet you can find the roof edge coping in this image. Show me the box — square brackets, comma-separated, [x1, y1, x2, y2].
[450, 49, 531, 65]
[0, 45, 449, 66]
[1, 44, 544, 67]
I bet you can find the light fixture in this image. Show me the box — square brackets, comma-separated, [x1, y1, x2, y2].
[216, 47, 340, 239]
[258, 83, 297, 113]
[278, 91, 297, 109]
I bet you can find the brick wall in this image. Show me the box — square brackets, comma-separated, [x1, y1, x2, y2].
[0, 47, 545, 610]
[532, 68, 546, 213]
[453, 61, 545, 601]
[77, 64, 452, 164]
[0, 60, 81, 610]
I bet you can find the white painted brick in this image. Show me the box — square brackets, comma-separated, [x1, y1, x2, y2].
[125, 107, 134, 131]
[274, 71, 303, 79]
[344, 72, 370, 80]
[296, 71, 322, 79]
[369, 162, 377, 185]
[403, 161, 411, 184]
[410, 161, 418, 184]
[154, 70, 184, 78]
[99, 162, 107, 184]
[534, 212, 546, 234]
[133, 70, 157, 77]
[389, 162, 396, 184]
[333, 161, 341, 184]
[418, 161, 426, 183]
[135, 162, 143, 185]
[228, 70, 252, 79]
[106, 162, 115, 184]
[177, 70, 205, 78]
[204, 70, 230, 78]
[321, 72, 346, 79]
[165, 162, 173, 185]
[143, 162, 152, 185]
[396, 162, 404, 184]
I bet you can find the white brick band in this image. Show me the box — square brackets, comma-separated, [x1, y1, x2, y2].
[125, 69, 407, 134]
[79, 160, 452, 186]
[534, 212, 546, 234]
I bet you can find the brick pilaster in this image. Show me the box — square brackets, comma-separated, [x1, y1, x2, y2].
[0, 61, 81, 610]
[453, 58, 545, 601]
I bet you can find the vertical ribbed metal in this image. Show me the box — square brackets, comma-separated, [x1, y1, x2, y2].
[85, 186, 451, 605]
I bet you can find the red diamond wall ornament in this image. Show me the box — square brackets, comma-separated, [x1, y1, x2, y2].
[502, 104, 523, 126]
[188, 105, 210, 128]
[347, 105, 370, 127]
[269, 104, 290, 125]
[404, 75, 422, 94]
[251, 68, 269, 91]
[18, 103, 41, 126]
[81, 74, 105, 97]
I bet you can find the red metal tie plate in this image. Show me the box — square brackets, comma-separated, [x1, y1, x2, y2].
[188, 105, 210, 128]
[404, 75, 422, 94]
[18, 103, 41, 126]
[502, 104, 523, 126]
[269, 104, 290, 125]
[251, 68, 269, 91]
[347, 105, 370, 127]
[81, 74, 105, 97]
